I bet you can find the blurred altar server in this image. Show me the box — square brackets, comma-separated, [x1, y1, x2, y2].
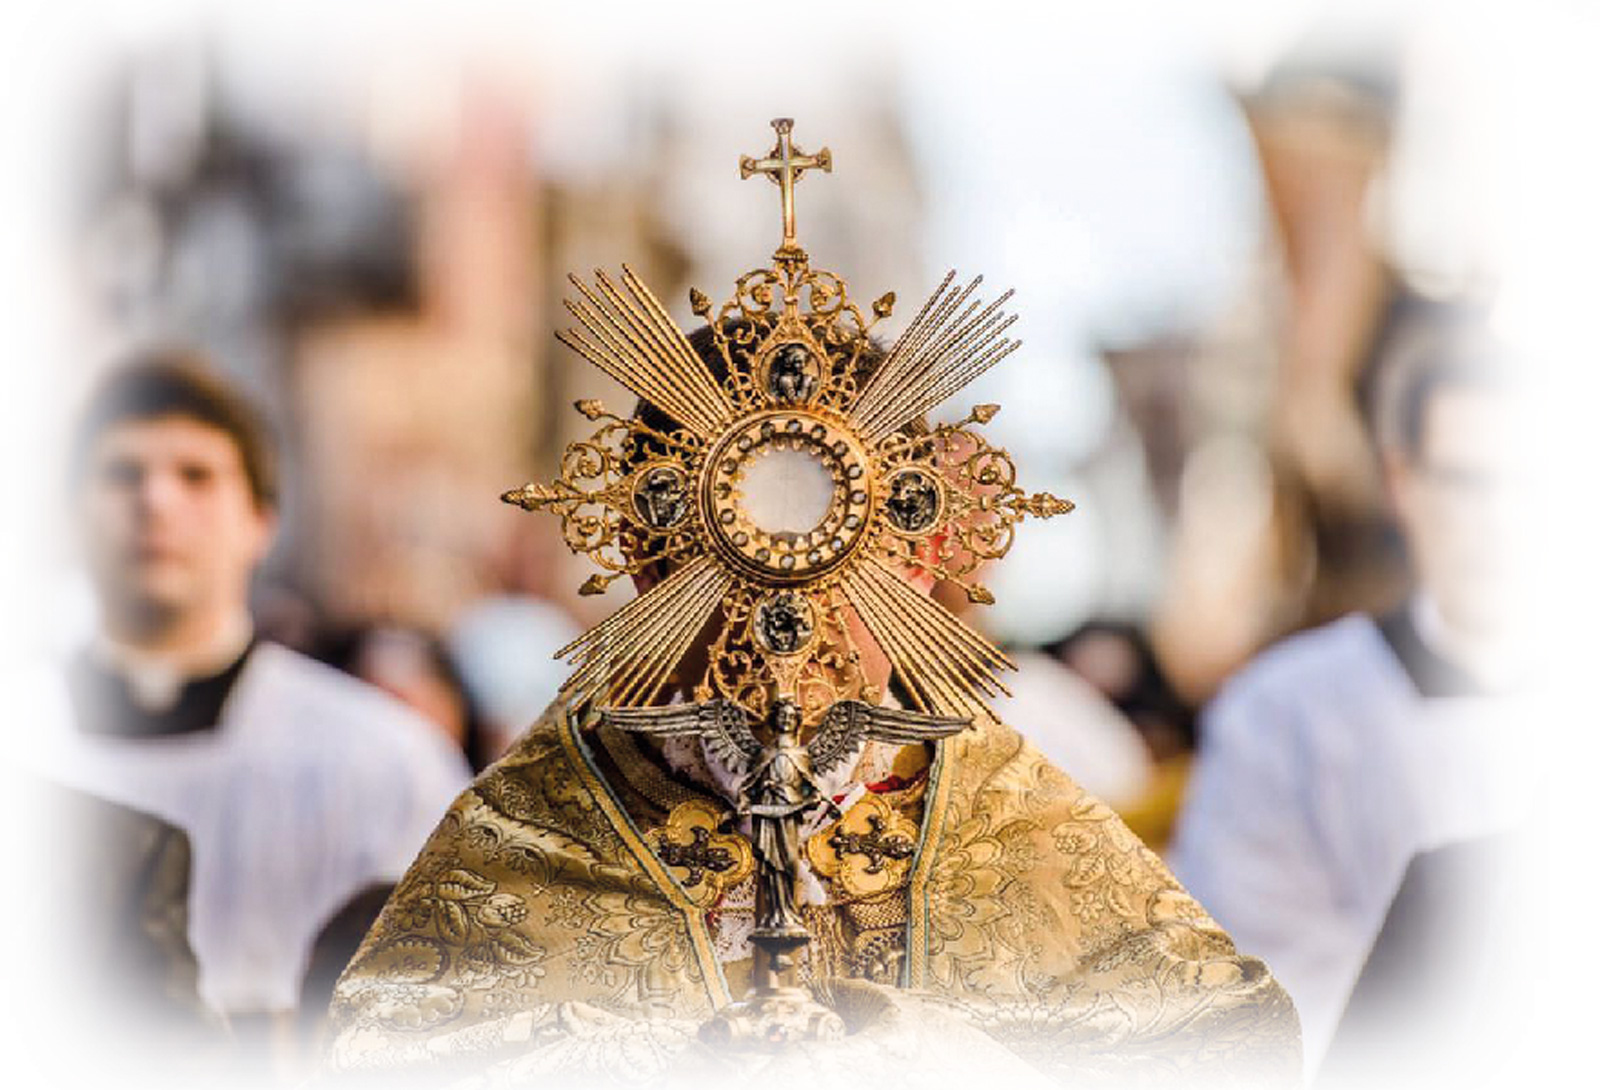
[1168, 308, 1535, 1077]
[33, 354, 469, 1032]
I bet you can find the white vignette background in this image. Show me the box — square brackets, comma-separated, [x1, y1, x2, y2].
[0, 1, 1594, 1087]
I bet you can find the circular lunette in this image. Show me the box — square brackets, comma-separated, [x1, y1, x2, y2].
[700, 410, 874, 583]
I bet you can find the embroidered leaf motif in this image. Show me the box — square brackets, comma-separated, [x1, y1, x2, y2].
[438, 901, 471, 944]
[1067, 854, 1107, 888]
[437, 870, 496, 901]
[493, 930, 545, 964]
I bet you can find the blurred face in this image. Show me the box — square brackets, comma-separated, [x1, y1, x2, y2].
[1388, 384, 1519, 637]
[79, 415, 274, 631]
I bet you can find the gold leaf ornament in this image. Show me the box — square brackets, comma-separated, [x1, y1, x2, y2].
[806, 794, 920, 899]
[647, 799, 754, 908]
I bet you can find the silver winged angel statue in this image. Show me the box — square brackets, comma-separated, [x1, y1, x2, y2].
[601, 698, 970, 940]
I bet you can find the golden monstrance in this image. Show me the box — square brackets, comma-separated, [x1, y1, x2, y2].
[502, 118, 1074, 1046]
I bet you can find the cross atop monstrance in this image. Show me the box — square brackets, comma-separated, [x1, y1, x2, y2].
[740, 118, 832, 259]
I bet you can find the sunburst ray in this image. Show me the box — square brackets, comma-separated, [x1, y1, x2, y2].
[557, 265, 734, 436]
[839, 557, 1015, 718]
[848, 272, 1020, 444]
[557, 555, 732, 708]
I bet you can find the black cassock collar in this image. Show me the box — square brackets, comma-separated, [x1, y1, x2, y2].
[1375, 606, 1482, 700]
[69, 640, 258, 739]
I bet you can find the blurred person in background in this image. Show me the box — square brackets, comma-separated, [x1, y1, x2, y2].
[1052, 620, 1197, 761]
[9, 779, 226, 1087]
[447, 519, 582, 764]
[1167, 308, 1534, 1078]
[315, 622, 498, 773]
[1047, 620, 1199, 850]
[30, 354, 470, 1078]
[1148, 36, 1417, 709]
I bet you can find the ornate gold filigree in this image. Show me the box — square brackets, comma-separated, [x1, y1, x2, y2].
[502, 119, 1074, 722]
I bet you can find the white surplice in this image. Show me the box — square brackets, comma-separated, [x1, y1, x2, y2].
[1167, 612, 1530, 1077]
[33, 642, 470, 1016]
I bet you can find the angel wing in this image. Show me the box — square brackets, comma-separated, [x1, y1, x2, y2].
[807, 700, 972, 778]
[598, 699, 764, 769]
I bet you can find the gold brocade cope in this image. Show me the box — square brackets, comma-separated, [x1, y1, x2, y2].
[328, 698, 1300, 1085]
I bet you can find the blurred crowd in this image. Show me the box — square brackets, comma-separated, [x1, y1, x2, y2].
[13, 9, 1542, 1089]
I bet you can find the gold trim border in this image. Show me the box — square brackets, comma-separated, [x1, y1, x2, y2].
[557, 706, 733, 1008]
[903, 727, 957, 989]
